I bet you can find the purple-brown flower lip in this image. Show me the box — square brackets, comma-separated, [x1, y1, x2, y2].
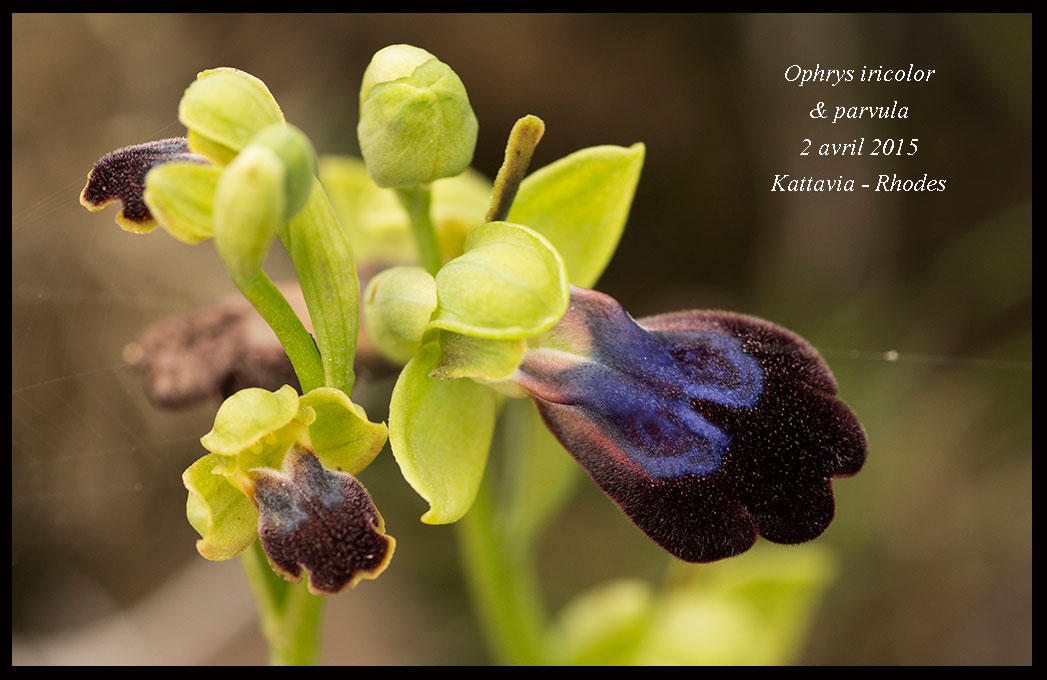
[515, 286, 866, 563]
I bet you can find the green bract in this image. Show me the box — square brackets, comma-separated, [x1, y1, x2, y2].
[430, 221, 569, 340]
[179, 67, 285, 165]
[358, 46, 478, 188]
[389, 342, 497, 524]
[508, 143, 645, 288]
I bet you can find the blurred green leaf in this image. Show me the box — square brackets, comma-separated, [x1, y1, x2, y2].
[549, 544, 837, 665]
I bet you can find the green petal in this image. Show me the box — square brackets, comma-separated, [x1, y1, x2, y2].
[300, 386, 388, 476]
[508, 143, 645, 288]
[142, 161, 221, 244]
[179, 68, 285, 163]
[389, 342, 497, 524]
[183, 452, 259, 561]
[200, 384, 302, 456]
[429, 330, 525, 382]
[430, 221, 569, 340]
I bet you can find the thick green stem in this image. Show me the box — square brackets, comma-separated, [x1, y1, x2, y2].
[241, 540, 325, 666]
[232, 270, 325, 392]
[458, 475, 547, 665]
[396, 185, 442, 276]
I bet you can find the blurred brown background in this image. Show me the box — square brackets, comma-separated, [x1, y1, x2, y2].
[12, 14, 1030, 665]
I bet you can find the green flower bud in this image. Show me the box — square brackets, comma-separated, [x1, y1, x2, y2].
[358, 45, 478, 188]
[248, 123, 317, 220]
[213, 145, 285, 281]
[363, 266, 438, 363]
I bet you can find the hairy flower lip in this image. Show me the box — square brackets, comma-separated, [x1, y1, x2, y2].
[253, 443, 395, 594]
[80, 137, 209, 230]
[514, 286, 867, 563]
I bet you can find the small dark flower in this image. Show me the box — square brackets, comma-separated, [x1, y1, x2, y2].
[514, 286, 866, 563]
[79, 138, 207, 230]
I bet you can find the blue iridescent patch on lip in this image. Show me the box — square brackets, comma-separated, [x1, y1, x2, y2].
[518, 286, 765, 480]
[515, 286, 867, 563]
[531, 325, 762, 480]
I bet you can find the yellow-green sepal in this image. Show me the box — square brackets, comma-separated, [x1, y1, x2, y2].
[142, 161, 221, 244]
[300, 386, 388, 476]
[389, 342, 497, 524]
[179, 67, 285, 164]
[508, 143, 645, 288]
[429, 221, 569, 340]
[183, 452, 260, 561]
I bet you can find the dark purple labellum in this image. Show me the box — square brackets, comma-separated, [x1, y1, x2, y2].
[80, 138, 206, 226]
[252, 444, 394, 594]
[517, 287, 867, 563]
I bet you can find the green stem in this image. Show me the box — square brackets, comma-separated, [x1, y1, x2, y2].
[241, 541, 325, 665]
[396, 185, 442, 276]
[458, 475, 547, 665]
[233, 270, 325, 392]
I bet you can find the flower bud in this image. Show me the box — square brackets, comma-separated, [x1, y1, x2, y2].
[363, 266, 438, 363]
[358, 45, 478, 188]
[213, 145, 285, 281]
